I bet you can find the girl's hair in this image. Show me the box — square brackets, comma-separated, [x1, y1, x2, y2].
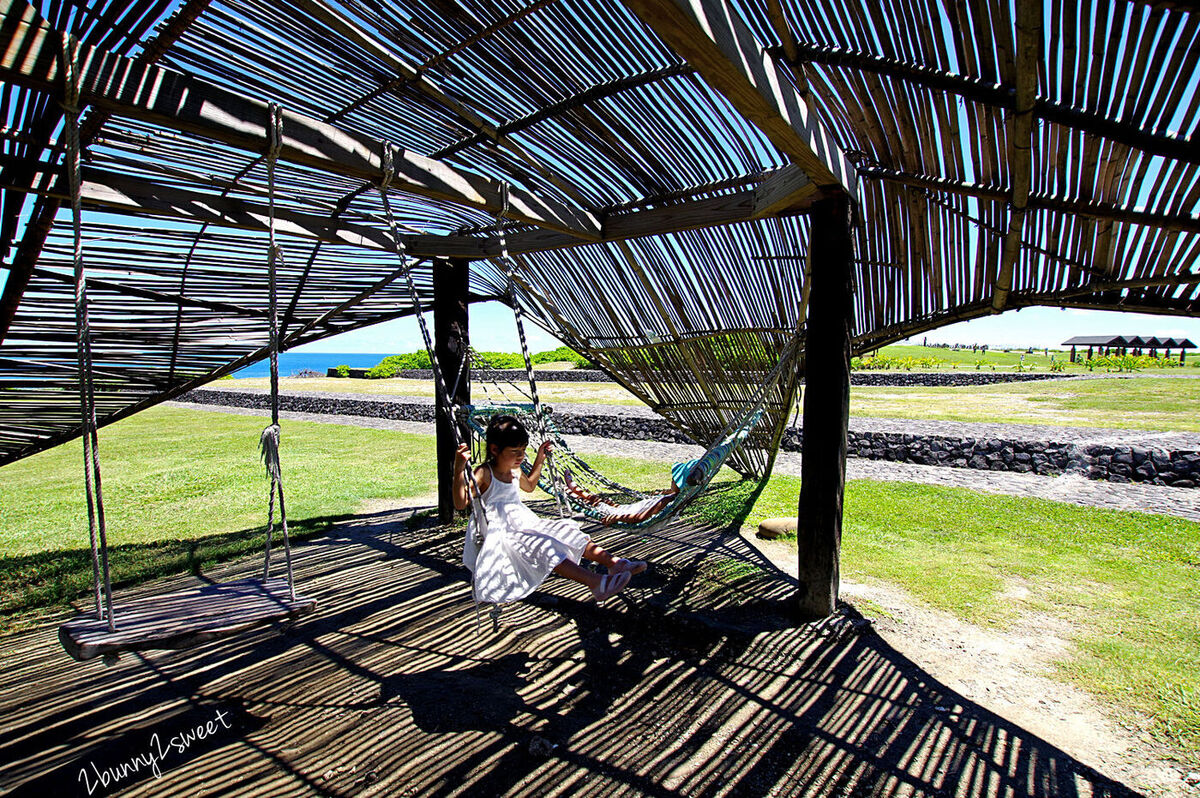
[485, 415, 529, 464]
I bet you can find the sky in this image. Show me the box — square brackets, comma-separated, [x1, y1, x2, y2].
[293, 300, 1200, 355]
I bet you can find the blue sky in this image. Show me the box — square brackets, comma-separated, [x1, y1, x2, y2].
[294, 301, 1200, 354]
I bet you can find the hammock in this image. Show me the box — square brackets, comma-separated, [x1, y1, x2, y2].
[461, 335, 797, 530]
[463, 401, 769, 530]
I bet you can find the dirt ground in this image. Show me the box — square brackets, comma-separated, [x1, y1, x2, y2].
[746, 530, 1197, 798]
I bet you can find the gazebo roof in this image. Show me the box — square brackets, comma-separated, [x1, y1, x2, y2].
[0, 0, 1198, 465]
[1062, 335, 1196, 348]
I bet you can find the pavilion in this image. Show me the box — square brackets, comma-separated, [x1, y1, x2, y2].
[0, 0, 1197, 622]
[1062, 335, 1197, 362]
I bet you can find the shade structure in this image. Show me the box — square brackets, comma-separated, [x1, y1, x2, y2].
[0, 0, 1197, 473]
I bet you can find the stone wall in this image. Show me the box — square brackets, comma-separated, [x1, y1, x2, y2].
[780, 430, 1199, 488]
[327, 368, 1068, 386]
[846, 372, 1067, 386]
[184, 388, 1199, 488]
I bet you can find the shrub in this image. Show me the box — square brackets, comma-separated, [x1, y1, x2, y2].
[471, 351, 526, 369]
[852, 354, 947, 371]
[365, 351, 431, 378]
[334, 365, 350, 378]
[532, 346, 592, 368]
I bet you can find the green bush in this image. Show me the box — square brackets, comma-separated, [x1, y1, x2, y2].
[471, 351, 526, 369]
[853, 354, 948, 371]
[334, 364, 350, 378]
[532, 346, 592, 368]
[365, 351, 431, 378]
[1081, 354, 1179, 373]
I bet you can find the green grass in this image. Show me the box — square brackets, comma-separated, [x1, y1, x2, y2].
[852, 375, 1200, 431]
[876, 343, 1191, 374]
[4, 418, 1199, 763]
[693, 473, 1200, 765]
[0, 406, 437, 619]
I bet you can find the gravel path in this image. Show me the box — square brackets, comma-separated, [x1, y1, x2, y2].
[169, 400, 1200, 523]
[195, 384, 1200, 449]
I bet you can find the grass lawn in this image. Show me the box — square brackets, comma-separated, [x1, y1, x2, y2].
[225, 361, 1200, 433]
[224, 375, 647, 406]
[852, 375, 1200, 431]
[682, 471, 1200, 767]
[876, 343, 1194, 375]
[3, 412, 1197, 765]
[0, 406, 438, 619]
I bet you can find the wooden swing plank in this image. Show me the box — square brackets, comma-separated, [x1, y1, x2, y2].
[58, 578, 316, 662]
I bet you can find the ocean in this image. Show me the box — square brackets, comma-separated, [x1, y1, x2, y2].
[232, 352, 390, 378]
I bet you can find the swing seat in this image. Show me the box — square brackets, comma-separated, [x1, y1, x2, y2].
[58, 577, 316, 662]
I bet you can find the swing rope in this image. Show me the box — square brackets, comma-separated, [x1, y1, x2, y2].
[260, 103, 296, 600]
[495, 185, 566, 518]
[375, 143, 489, 545]
[62, 34, 115, 630]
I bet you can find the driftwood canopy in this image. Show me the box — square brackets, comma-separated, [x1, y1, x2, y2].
[0, 0, 1197, 468]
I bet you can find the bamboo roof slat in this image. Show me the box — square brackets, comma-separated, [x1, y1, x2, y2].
[0, 0, 1197, 469]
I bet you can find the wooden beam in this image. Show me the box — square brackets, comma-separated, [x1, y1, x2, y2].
[72, 167, 491, 259]
[753, 163, 816, 216]
[766, 43, 1197, 164]
[0, 0, 600, 240]
[796, 193, 853, 620]
[992, 0, 1039, 312]
[435, 258, 471, 524]
[859, 167, 1200, 234]
[0, 0, 212, 345]
[620, 0, 855, 196]
[64, 164, 818, 259]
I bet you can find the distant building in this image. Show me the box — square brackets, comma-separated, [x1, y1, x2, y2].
[1061, 335, 1196, 363]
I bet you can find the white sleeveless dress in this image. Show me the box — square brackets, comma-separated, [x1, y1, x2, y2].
[464, 466, 590, 604]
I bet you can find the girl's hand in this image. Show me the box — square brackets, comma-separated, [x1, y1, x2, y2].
[455, 443, 471, 466]
[537, 440, 554, 458]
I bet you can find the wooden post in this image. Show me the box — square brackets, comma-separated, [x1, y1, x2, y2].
[796, 193, 854, 620]
[435, 258, 471, 524]
[1070, 345, 1076, 363]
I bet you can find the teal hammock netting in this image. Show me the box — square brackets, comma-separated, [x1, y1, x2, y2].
[461, 336, 797, 530]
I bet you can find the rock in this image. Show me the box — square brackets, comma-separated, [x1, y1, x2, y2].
[757, 517, 797, 539]
[1185, 772, 1200, 786]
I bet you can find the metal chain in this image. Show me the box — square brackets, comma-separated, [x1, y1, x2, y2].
[496, 183, 565, 517]
[377, 145, 487, 541]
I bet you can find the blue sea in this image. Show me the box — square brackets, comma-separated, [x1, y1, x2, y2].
[233, 353, 390, 378]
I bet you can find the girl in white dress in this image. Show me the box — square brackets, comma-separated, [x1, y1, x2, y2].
[453, 415, 647, 605]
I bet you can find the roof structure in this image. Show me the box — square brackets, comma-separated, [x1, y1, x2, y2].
[1, 0, 1198, 468]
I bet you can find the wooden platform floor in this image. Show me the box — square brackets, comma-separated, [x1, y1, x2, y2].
[0, 505, 1140, 797]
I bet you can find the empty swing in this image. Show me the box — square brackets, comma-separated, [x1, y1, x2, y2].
[57, 93, 315, 662]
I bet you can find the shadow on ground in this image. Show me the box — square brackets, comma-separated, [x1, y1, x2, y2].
[0, 503, 1143, 797]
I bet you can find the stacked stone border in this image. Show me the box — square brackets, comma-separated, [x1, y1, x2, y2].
[184, 388, 1200, 489]
[329, 368, 1070, 387]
